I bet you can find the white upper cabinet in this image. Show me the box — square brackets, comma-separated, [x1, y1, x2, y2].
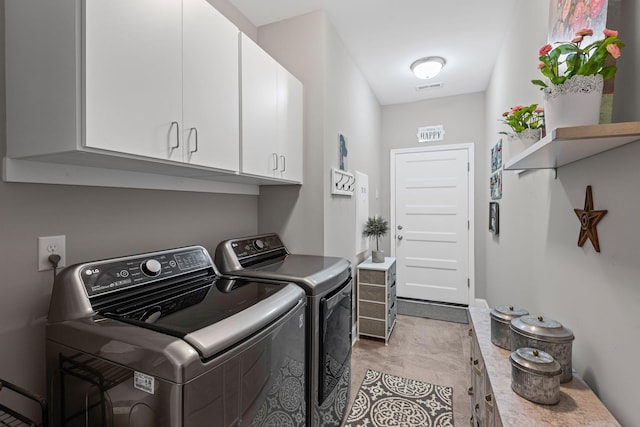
[182, 0, 239, 171]
[86, 0, 240, 171]
[7, 0, 240, 172]
[276, 65, 303, 183]
[5, 1, 302, 190]
[84, 0, 183, 162]
[241, 34, 303, 183]
[241, 34, 279, 178]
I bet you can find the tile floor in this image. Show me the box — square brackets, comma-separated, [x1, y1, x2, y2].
[346, 314, 472, 426]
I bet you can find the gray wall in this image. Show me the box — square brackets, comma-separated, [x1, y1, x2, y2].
[257, 11, 383, 264]
[484, 1, 640, 425]
[0, 0, 259, 404]
[321, 14, 382, 262]
[380, 93, 487, 295]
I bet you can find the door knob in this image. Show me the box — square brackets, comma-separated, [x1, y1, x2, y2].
[398, 235, 403, 240]
[397, 225, 403, 230]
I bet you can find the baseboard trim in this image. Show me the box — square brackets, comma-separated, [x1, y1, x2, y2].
[474, 298, 489, 309]
[397, 298, 469, 324]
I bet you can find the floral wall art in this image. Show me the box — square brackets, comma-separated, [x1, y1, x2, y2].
[549, 0, 609, 45]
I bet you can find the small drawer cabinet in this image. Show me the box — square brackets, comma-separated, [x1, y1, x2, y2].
[357, 257, 397, 343]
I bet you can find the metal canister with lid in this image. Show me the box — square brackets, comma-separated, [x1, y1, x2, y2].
[490, 305, 529, 350]
[510, 315, 575, 383]
[510, 347, 562, 405]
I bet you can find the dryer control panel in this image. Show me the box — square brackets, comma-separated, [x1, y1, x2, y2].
[81, 246, 213, 298]
[230, 234, 285, 260]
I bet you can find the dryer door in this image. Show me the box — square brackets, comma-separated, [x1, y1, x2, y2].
[318, 279, 352, 404]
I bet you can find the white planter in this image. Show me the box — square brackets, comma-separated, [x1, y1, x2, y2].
[508, 128, 542, 146]
[543, 75, 603, 132]
[372, 250, 385, 263]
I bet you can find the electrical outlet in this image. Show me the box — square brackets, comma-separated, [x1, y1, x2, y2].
[38, 235, 66, 271]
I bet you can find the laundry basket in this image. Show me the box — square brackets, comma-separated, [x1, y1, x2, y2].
[0, 378, 47, 427]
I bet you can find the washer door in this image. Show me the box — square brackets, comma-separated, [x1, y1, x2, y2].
[318, 279, 352, 404]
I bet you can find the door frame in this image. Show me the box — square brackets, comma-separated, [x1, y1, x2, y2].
[390, 143, 475, 306]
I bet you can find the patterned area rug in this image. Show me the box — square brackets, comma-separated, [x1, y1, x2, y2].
[344, 369, 454, 427]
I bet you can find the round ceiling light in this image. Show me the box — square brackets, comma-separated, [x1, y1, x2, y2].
[410, 56, 446, 79]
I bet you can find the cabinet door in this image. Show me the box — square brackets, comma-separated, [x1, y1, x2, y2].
[241, 34, 278, 178]
[183, 0, 239, 172]
[83, 0, 183, 161]
[276, 66, 303, 183]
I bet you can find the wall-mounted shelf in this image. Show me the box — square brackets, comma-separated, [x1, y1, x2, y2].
[504, 121, 640, 171]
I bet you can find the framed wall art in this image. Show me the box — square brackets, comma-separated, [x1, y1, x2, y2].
[548, 0, 608, 45]
[490, 171, 502, 200]
[491, 139, 502, 173]
[489, 202, 499, 235]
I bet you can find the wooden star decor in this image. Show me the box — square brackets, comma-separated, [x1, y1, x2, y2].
[574, 186, 608, 252]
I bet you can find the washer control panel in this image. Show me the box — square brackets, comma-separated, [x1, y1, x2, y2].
[81, 246, 213, 298]
[230, 234, 285, 260]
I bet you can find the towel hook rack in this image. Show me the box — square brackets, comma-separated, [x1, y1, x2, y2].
[331, 168, 355, 196]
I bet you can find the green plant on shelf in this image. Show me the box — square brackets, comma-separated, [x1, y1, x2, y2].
[499, 104, 544, 135]
[532, 28, 624, 90]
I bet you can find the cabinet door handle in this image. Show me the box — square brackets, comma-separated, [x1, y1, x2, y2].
[170, 121, 180, 150]
[280, 155, 286, 172]
[189, 127, 198, 154]
[272, 153, 279, 171]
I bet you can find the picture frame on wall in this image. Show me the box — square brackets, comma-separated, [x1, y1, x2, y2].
[548, 0, 608, 45]
[489, 202, 499, 235]
[490, 170, 502, 200]
[491, 139, 502, 173]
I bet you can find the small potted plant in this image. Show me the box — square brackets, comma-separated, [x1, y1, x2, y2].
[363, 216, 389, 263]
[532, 28, 624, 130]
[498, 104, 545, 145]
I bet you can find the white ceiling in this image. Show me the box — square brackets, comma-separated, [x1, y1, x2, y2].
[227, 0, 518, 105]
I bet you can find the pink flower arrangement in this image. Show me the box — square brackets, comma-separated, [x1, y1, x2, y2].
[499, 104, 544, 135]
[532, 28, 625, 90]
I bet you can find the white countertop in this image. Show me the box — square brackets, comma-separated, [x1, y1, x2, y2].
[469, 307, 620, 426]
[358, 256, 395, 270]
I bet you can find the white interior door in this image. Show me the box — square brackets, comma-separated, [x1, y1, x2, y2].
[392, 145, 472, 305]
